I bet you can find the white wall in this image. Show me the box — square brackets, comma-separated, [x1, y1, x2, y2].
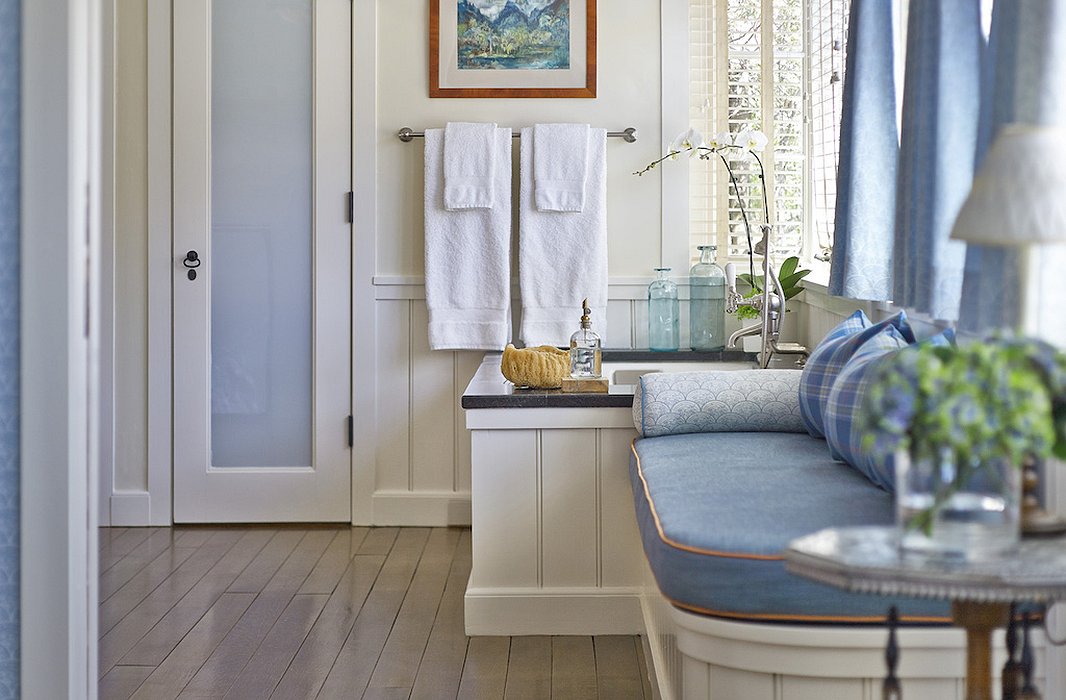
[107, 0, 843, 525]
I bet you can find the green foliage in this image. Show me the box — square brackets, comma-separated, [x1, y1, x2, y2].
[731, 256, 811, 320]
[859, 337, 1066, 469]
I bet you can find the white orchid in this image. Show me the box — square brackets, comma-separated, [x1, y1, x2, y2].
[669, 128, 705, 159]
[735, 128, 769, 153]
[707, 130, 733, 151]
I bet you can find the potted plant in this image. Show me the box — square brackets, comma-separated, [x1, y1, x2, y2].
[859, 337, 1066, 560]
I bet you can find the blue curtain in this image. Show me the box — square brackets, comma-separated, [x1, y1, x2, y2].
[0, 0, 19, 697]
[958, 0, 1066, 332]
[891, 0, 982, 321]
[828, 0, 898, 301]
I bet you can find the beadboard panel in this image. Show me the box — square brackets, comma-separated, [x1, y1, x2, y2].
[370, 288, 834, 527]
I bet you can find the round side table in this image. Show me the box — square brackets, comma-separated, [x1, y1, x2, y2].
[785, 526, 1066, 700]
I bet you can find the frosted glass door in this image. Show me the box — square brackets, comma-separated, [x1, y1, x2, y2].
[173, 0, 352, 522]
[210, 0, 312, 468]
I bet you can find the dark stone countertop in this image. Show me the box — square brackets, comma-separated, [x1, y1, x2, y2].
[461, 349, 757, 409]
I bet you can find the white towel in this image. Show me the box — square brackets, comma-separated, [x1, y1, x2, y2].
[520, 127, 608, 347]
[424, 127, 512, 350]
[534, 123, 590, 212]
[443, 122, 497, 210]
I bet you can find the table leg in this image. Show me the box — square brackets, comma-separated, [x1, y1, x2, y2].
[952, 601, 1010, 700]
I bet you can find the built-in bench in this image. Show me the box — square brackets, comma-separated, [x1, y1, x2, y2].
[629, 431, 949, 624]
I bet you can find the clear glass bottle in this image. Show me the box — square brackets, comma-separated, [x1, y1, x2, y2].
[689, 245, 726, 351]
[569, 298, 602, 378]
[648, 268, 679, 352]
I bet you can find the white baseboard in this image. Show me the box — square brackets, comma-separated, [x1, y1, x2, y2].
[109, 491, 152, 526]
[464, 585, 643, 636]
[371, 490, 472, 526]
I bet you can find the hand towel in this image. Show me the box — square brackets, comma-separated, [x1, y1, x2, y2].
[533, 123, 590, 212]
[424, 127, 512, 350]
[444, 122, 497, 210]
[520, 127, 608, 347]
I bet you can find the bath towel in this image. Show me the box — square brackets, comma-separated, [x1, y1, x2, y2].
[533, 123, 590, 212]
[444, 121, 497, 210]
[519, 127, 608, 347]
[424, 127, 512, 350]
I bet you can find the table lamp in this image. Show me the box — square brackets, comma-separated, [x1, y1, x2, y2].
[950, 123, 1066, 535]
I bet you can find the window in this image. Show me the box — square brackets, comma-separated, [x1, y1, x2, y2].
[688, 0, 848, 266]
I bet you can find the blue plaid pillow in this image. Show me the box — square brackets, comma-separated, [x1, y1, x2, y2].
[824, 329, 956, 492]
[798, 310, 915, 438]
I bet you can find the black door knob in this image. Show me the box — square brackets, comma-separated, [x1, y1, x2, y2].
[182, 250, 201, 280]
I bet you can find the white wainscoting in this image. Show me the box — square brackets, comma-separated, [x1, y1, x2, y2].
[368, 277, 834, 527]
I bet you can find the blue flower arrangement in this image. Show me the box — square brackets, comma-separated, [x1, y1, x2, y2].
[859, 337, 1066, 536]
[861, 337, 1066, 468]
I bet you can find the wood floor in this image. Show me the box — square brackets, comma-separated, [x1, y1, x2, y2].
[98, 526, 653, 700]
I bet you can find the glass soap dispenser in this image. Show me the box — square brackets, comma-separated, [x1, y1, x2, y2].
[689, 245, 726, 351]
[648, 268, 680, 351]
[569, 298, 602, 378]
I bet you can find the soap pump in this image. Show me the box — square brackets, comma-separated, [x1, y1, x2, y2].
[569, 298, 602, 378]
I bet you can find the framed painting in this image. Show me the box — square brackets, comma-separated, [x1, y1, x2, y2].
[430, 0, 597, 98]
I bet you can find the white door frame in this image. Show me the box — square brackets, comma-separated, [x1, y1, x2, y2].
[21, 0, 101, 695]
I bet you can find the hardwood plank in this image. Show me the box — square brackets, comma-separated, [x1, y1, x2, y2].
[269, 554, 387, 699]
[100, 528, 156, 572]
[502, 637, 552, 700]
[118, 529, 275, 666]
[636, 637, 653, 700]
[100, 545, 199, 632]
[226, 530, 306, 593]
[315, 528, 432, 700]
[128, 593, 256, 700]
[357, 527, 400, 556]
[362, 689, 412, 700]
[551, 637, 597, 700]
[99, 527, 129, 564]
[99, 665, 153, 700]
[100, 529, 180, 599]
[298, 527, 367, 595]
[366, 528, 462, 692]
[222, 594, 329, 700]
[181, 530, 336, 696]
[456, 637, 509, 700]
[409, 530, 473, 700]
[98, 531, 245, 676]
[173, 528, 228, 548]
[593, 635, 645, 700]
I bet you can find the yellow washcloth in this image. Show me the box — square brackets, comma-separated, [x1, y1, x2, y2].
[501, 344, 569, 389]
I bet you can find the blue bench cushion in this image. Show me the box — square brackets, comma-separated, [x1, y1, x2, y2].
[629, 432, 950, 623]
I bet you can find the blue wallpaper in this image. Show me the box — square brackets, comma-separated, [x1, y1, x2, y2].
[0, 0, 19, 696]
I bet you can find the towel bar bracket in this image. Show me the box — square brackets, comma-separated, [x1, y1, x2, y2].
[398, 126, 637, 143]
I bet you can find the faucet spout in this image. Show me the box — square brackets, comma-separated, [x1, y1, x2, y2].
[727, 323, 762, 349]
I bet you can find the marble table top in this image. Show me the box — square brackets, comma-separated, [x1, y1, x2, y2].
[785, 526, 1066, 604]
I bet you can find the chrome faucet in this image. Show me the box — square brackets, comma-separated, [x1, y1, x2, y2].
[725, 225, 809, 368]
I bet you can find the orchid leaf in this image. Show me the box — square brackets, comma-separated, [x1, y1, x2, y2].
[778, 256, 799, 280]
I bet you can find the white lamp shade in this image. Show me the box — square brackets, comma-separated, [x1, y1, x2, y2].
[950, 124, 1066, 246]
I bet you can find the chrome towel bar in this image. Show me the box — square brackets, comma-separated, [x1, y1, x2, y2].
[397, 126, 638, 143]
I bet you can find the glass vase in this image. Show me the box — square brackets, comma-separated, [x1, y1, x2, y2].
[895, 448, 1020, 562]
[689, 245, 726, 351]
[648, 268, 679, 352]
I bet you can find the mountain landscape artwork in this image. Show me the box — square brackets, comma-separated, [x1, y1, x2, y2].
[457, 0, 571, 70]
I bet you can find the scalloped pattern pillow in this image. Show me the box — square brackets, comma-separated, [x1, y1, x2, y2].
[632, 369, 804, 438]
[799, 310, 915, 438]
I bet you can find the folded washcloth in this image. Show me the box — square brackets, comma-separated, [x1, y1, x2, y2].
[520, 127, 608, 346]
[533, 123, 590, 212]
[424, 127, 512, 350]
[444, 122, 498, 210]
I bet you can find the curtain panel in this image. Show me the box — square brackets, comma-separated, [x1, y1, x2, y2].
[828, 0, 898, 301]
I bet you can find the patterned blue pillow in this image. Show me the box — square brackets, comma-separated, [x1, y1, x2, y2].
[798, 310, 915, 438]
[632, 369, 804, 437]
[824, 329, 956, 492]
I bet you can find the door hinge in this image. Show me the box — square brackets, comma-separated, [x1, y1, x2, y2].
[347, 415, 354, 448]
[347, 191, 354, 223]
